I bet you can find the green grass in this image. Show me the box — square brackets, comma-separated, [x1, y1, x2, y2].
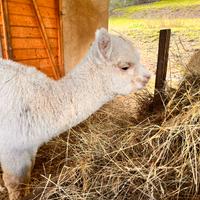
[110, 0, 200, 39]
[109, 18, 200, 30]
[109, 17, 200, 49]
[114, 0, 200, 16]
[110, 0, 200, 33]
[109, 0, 200, 57]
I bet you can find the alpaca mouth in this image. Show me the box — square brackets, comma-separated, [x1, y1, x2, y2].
[131, 80, 147, 90]
[138, 79, 150, 90]
[132, 75, 150, 87]
[141, 80, 149, 86]
[134, 79, 149, 87]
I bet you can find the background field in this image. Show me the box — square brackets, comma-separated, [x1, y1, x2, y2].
[109, 0, 200, 88]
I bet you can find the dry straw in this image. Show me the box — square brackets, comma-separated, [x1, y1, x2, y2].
[24, 51, 200, 200]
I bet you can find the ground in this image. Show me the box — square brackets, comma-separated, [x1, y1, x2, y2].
[0, 0, 200, 199]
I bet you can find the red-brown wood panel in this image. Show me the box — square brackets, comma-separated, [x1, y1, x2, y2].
[8, 0, 31, 4]
[10, 26, 58, 38]
[0, 0, 64, 79]
[8, 2, 34, 16]
[12, 48, 58, 60]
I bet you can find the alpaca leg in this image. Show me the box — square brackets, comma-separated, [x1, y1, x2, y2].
[1, 150, 32, 200]
[0, 164, 5, 191]
[28, 148, 37, 170]
[0, 174, 5, 192]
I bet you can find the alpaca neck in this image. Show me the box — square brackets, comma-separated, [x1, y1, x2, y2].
[53, 56, 114, 135]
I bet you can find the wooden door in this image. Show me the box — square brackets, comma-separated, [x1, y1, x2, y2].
[0, 0, 64, 79]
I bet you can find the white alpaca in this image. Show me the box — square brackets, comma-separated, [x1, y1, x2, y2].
[0, 28, 150, 200]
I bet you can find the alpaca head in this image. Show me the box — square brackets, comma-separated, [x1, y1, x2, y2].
[90, 28, 151, 95]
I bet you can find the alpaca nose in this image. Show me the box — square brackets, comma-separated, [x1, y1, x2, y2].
[145, 74, 151, 80]
[143, 73, 151, 82]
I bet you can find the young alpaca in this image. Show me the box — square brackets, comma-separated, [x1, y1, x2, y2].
[0, 28, 150, 200]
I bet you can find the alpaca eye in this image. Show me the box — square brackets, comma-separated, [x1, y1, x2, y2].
[117, 62, 133, 71]
[121, 63, 132, 71]
[121, 67, 129, 70]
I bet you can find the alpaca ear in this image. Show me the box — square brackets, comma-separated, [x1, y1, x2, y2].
[95, 28, 112, 60]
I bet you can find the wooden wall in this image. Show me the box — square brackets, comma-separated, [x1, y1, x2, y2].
[0, 0, 110, 78]
[0, 0, 64, 79]
[62, 0, 109, 73]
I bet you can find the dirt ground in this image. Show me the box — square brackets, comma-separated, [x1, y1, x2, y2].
[134, 30, 199, 80]
[112, 5, 200, 18]
[132, 6, 200, 19]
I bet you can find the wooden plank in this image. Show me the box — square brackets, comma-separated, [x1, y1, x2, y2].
[19, 58, 58, 68]
[39, 6, 57, 18]
[8, 2, 34, 16]
[10, 26, 58, 38]
[12, 38, 45, 48]
[16, 38, 57, 48]
[0, 0, 13, 59]
[8, 3, 58, 19]
[0, 34, 3, 57]
[43, 28, 58, 38]
[57, 0, 64, 76]
[42, 17, 57, 28]
[19, 58, 51, 67]
[10, 26, 41, 37]
[2, 47, 6, 57]
[11, 38, 58, 48]
[40, 65, 56, 75]
[12, 48, 58, 60]
[13, 49, 48, 60]
[49, 38, 58, 48]
[0, 14, 2, 25]
[152, 29, 171, 110]
[9, 15, 37, 27]
[9, 15, 57, 28]
[0, 25, 3, 36]
[32, 0, 60, 79]
[8, 0, 31, 4]
[37, 0, 56, 8]
[16, 61, 55, 78]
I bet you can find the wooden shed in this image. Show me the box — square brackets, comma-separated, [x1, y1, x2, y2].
[0, 0, 64, 79]
[0, 0, 109, 79]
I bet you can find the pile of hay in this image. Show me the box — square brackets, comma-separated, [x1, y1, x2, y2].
[28, 57, 200, 200]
